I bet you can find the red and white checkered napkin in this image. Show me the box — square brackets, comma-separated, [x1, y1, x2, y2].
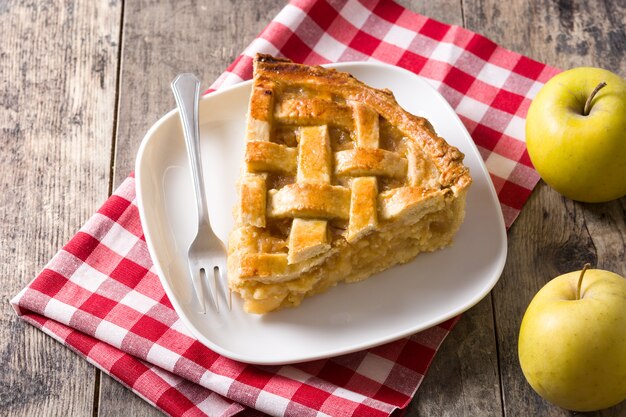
[12, 1, 559, 416]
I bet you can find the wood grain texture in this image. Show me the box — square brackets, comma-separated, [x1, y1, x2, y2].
[407, 298, 502, 417]
[111, 0, 285, 187]
[0, 0, 121, 416]
[400, 0, 464, 26]
[394, 2, 504, 416]
[463, 0, 626, 416]
[98, 1, 284, 415]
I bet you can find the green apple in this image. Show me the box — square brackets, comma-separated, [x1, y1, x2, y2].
[518, 265, 626, 411]
[526, 67, 626, 202]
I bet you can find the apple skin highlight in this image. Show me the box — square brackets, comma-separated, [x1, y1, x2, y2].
[525, 67, 626, 203]
[518, 269, 626, 412]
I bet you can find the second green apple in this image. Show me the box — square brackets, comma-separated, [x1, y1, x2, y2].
[518, 266, 626, 411]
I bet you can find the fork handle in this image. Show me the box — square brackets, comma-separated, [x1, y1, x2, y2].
[171, 74, 211, 227]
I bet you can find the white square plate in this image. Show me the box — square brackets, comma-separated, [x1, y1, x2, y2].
[135, 61, 507, 365]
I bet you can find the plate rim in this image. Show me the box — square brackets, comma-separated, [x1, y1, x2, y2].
[135, 60, 507, 365]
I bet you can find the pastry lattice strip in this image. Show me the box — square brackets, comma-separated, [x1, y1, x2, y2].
[287, 124, 332, 264]
[346, 102, 380, 242]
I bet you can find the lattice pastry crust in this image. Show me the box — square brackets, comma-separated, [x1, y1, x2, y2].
[228, 54, 472, 314]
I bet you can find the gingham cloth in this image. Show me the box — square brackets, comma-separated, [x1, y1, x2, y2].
[11, 1, 559, 416]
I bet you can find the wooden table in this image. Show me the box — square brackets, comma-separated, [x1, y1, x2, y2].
[2, 1, 625, 416]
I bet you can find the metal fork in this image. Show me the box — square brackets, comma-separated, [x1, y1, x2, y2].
[171, 73, 231, 314]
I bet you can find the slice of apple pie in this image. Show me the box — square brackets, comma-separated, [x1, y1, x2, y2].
[227, 54, 472, 314]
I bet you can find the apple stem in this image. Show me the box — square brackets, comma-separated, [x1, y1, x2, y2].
[583, 82, 607, 116]
[576, 263, 592, 300]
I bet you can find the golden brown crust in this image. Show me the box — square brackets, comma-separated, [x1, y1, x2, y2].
[228, 54, 472, 313]
[253, 54, 470, 191]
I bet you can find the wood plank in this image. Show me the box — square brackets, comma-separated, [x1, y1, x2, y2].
[111, 0, 285, 187]
[98, 1, 285, 415]
[104, 1, 503, 415]
[407, 298, 503, 417]
[0, 0, 121, 416]
[395, 1, 503, 415]
[401, 0, 465, 26]
[463, 0, 626, 416]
